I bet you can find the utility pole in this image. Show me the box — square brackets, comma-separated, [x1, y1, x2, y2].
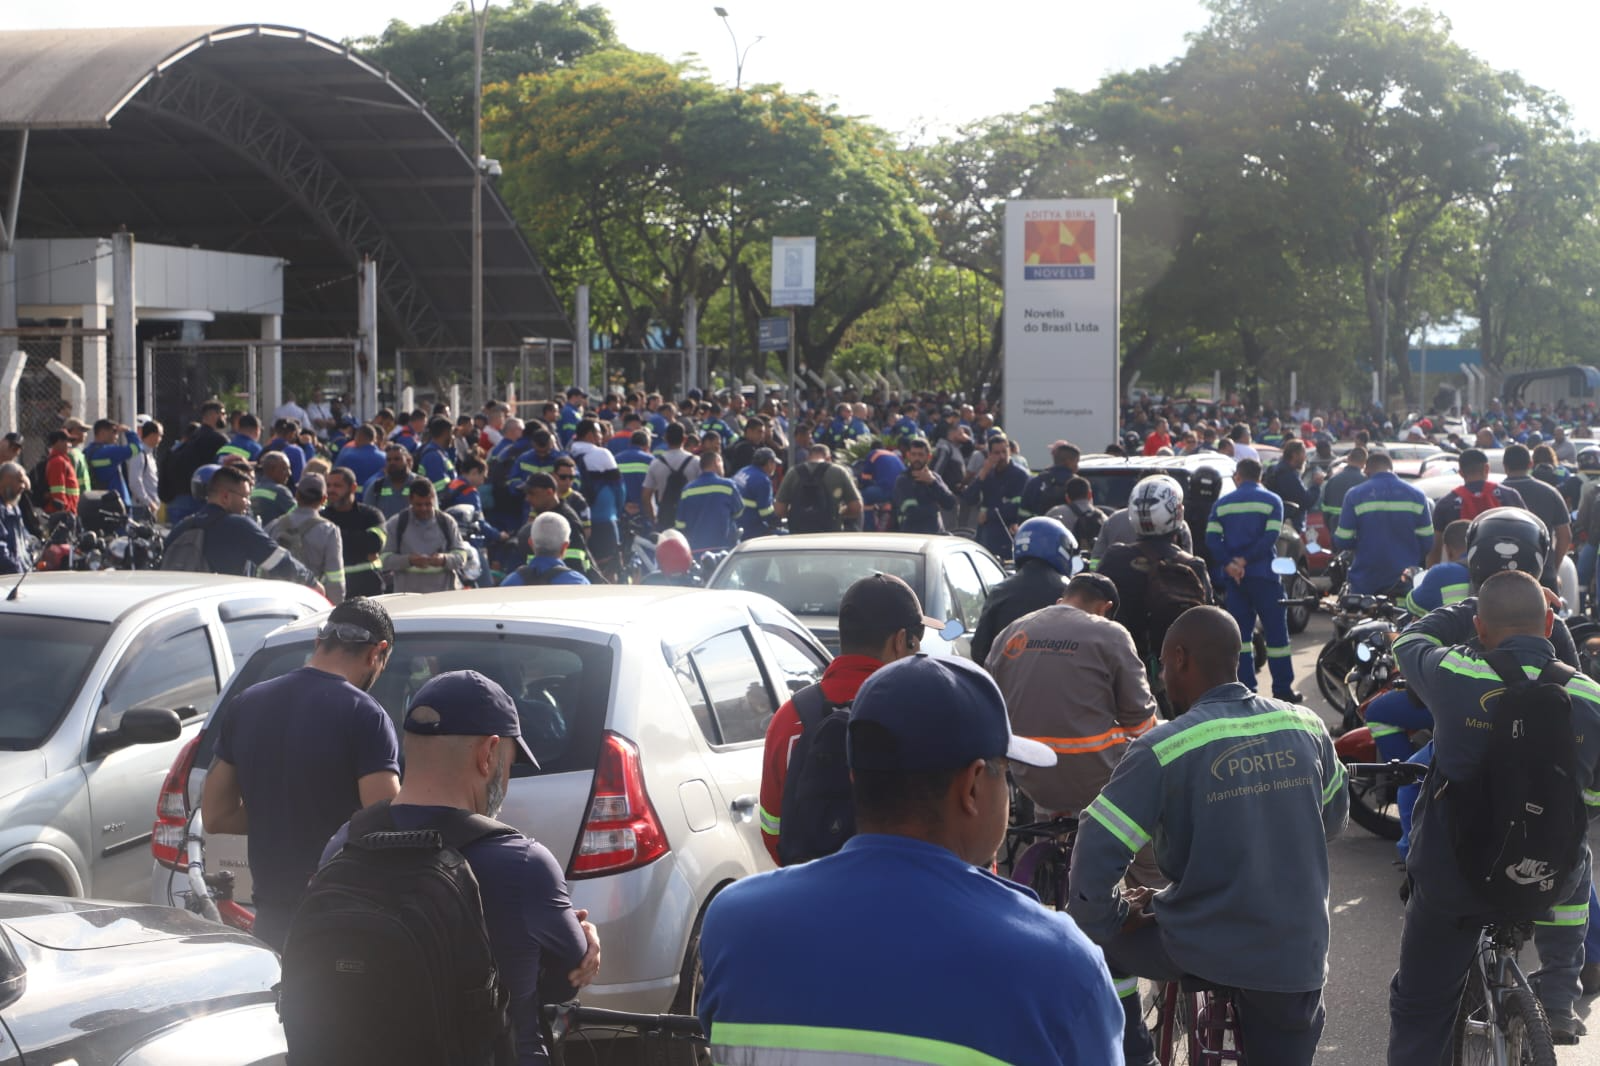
[471, 0, 490, 410]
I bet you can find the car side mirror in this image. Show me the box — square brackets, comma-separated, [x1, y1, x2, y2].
[1271, 556, 1298, 576]
[938, 619, 965, 642]
[89, 707, 184, 759]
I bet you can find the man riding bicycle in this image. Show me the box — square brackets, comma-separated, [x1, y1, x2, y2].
[1069, 605, 1347, 1066]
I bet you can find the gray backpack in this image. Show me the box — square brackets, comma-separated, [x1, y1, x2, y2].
[161, 511, 222, 572]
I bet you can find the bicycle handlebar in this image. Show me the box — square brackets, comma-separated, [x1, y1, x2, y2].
[543, 1002, 705, 1039]
[1345, 760, 1428, 783]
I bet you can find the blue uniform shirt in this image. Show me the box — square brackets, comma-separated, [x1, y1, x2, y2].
[85, 430, 141, 505]
[732, 465, 775, 539]
[415, 441, 456, 493]
[336, 443, 387, 487]
[322, 804, 588, 1065]
[674, 471, 744, 552]
[215, 666, 399, 917]
[1205, 480, 1284, 581]
[614, 447, 654, 513]
[557, 404, 582, 447]
[500, 556, 590, 587]
[217, 432, 262, 463]
[856, 449, 906, 508]
[700, 833, 1122, 1066]
[1404, 561, 1471, 616]
[1333, 471, 1433, 594]
[262, 438, 306, 484]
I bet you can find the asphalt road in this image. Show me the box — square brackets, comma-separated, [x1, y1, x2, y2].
[1291, 611, 1600, 1065]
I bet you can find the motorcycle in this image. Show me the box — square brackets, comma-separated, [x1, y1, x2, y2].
[445, 503, 492, 588]
[1330, 622, 1428, 840]
[1276, 516, 1319, 635]
[34, 491, 163, 571]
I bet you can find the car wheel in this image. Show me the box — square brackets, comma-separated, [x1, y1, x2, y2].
[0, 865, 63, 895]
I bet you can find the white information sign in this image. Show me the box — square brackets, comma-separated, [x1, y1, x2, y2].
[1002, 199, 1120, 459]
[770, 236, 816, 307]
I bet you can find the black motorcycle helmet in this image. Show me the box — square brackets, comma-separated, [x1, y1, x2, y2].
[1189, 465, 1225, 502]
[1464, 507, 1550, 591]
[1579, 447, 1600, 474]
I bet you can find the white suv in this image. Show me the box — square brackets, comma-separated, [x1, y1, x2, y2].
[154, 586, 829, 1017]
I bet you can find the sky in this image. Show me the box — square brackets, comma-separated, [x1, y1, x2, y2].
[7, 0, 1599, 140]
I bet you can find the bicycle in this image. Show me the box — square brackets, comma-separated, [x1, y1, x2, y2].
[1148, 976, 1246, 1064]
[1348, 761, 1557, 1066]
[162, 808, 255, 933]
[544, 1000, 706, 1066]
[1002, 815, 1077, 910]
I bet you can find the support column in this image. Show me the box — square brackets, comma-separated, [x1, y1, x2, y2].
[684, 294, 698, 398]
[108, 230, 136, 424]
[0, 130, 27, 359]
[260, 314, 283, 418]
[575, 285, 590, 396]
[83, 303, 110, 423]
[358, 256, 379, 421]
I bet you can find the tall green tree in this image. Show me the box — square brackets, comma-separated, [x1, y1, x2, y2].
[354, 0, 616, 143]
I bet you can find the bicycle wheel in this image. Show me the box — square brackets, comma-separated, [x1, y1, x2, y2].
[1500, 989, 1557, 1066]
[1453, 974, 1557, 1066]
[1149, 983, 1198, 1065]
[1344, 768, 1403, 840]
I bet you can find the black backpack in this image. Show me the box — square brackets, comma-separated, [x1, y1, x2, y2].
[279, 802, 518, 1066]
[1437, 651, 1587, 921]
[514, 561, 574, 586]
[777, 683, 855, 865]
[656, 455, 695, 530]
[785, 464, 837, 534]
[1140, 541, 1209, 648]
[28, 454, 50, 510]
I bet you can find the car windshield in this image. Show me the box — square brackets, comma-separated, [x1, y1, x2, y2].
[196, 630, 614, 777]
[1081, 470, 1192, 510]
[0, 616, 111, 750]
[712, 550, 925, 616]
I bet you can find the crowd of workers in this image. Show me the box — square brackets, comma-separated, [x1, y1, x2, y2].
[9, 379, 1600, 1066]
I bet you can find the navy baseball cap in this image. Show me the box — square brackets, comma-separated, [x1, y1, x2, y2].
[847, 655, 1055, 772]
[402, 670, 538, 768]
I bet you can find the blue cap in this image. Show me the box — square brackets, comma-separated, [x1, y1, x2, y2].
[402, 670, 538, 768]
[847, 655, 1054, 772]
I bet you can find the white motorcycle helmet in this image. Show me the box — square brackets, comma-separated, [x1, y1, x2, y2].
[1129, 474, 1185, 537]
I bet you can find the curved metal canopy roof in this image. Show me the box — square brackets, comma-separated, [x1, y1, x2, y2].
[0, 24, 570, 346]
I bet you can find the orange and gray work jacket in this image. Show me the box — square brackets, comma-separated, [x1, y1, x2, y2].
[983, 603, 1159, 815]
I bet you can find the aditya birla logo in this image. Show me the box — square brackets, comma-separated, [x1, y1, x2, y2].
[1023, 216, 1095, 280]
[1002, 631, 1029, 660]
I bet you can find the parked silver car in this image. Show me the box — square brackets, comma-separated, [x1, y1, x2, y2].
[156, 586, 829, 1017]
[0, 572, 325, 901]
[704, 532, 1001, 657]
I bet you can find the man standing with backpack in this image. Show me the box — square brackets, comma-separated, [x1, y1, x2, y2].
[381, 479, 471, 593]
[641, 422, 700, 531]
[266, 473, 346, 604]
[776, 444, 862, 534]
[1099, 475, 1213, 669]
[285, 670, 600, 1065]
[758, 573, 937, 865]
[1426, 448, 1524, 565]
[1389, 570, 1600, 1056]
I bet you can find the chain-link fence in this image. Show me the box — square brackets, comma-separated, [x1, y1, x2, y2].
[396, 344, 589, 415]
[0, 328, 96, 468]
[146, 339, 364, 435]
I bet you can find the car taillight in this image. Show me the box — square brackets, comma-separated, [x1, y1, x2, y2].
[152, 733, 202, 869]
[570, 732, 669, 878]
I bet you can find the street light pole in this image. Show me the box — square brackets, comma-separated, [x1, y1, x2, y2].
[715, 7, 762, 390]
[471, 0, 490, 411]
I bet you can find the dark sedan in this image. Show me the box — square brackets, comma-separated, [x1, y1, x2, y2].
[0, 894, 284, 1065]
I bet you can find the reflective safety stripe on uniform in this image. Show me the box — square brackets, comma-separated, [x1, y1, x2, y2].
[346, 561, 379, 574]
[1113, 976, 1140, 1001]
[1083, 794, 1152, 855]
[1149, 705, 1327, 767]
[681, 483, 737, 501]
[1322, 761, 1347, 805]
[710, 1022, 1010, 1066]
[1536, 904, 1588, 928]
[759, 805, 780, 837]
[1215, 501, 1275, 517]
[1028, 715, 1158, 756]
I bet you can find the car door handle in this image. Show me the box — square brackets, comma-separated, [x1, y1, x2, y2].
[730, 794, 757, 820]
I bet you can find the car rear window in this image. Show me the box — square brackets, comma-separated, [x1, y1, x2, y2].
[197, 630, 613, 777]
[1081, 469, 1192, 510]
[711, 550, 925, 616]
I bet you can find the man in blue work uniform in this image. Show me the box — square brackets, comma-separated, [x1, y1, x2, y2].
[820, 402, 868, 451]
[1070, 605, 1346, 1066]
[614, 430, 654, 524]
[884, 403, 920, 451]
[318, 670, 600, 1063]
[892, 438, 957, 534]
[569, 419, 623, 580]
[516, 428, 568, 488]
[675, 451, 744, 554]
[335, 424, 386, 488]
[1389, 570, 1600, 1057]
[262, 418, 307, 485]
[500, 512, 590, 587]
[699, 399, 737, 448]
[1333, 449, 1433, 594]
[557, 387, 585, 447]
[166, 464, 320, 589]
[702, 654, 1122, 1066]
[414, 417, 457, 495]
[855, 444, 906, 530]
[84, 418, 142, 506]
[1019, 441, 1080, 520]
[1265, 439, 1319, 533]
[962, 432, 1028, 560]
[217, 413, 264, 463]
[362, 445, 415, 519]
[732, 448, 779, 541]
[1206, 457, 1300, 699]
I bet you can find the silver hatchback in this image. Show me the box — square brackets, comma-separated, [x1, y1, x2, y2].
[159, 586, 829, 1016]
[0, 573, 325, 901]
